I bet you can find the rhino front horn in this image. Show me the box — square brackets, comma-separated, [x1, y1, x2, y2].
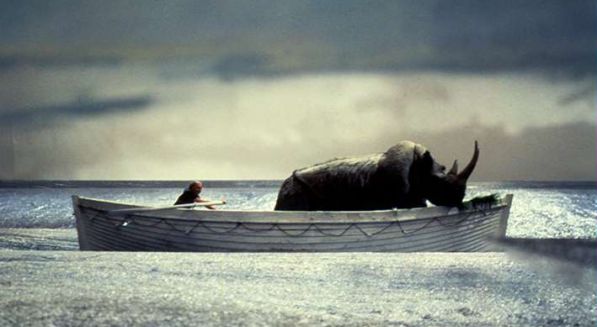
[457, 141, 479, 182]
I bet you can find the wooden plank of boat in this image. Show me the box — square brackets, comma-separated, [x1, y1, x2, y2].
[81, 214, 500, 252]
[72, 194, 513, 252]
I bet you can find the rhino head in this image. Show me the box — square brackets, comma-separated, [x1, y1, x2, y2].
[421, 141, 479, 207]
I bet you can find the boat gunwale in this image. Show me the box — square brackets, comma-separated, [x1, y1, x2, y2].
[73, 195, 510, 224]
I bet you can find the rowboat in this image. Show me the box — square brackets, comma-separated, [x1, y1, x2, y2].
[72, 194, 513, 252]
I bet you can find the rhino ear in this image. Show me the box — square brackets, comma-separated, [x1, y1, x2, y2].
[421, 151, 434, 171]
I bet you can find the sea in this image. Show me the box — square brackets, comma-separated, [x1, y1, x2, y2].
[0, 180, 595, 251]
[1, 180, 596, 326]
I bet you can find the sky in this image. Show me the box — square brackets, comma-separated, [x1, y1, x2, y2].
[0, 0, 595, 181]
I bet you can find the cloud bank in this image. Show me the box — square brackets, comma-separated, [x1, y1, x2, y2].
[0, 69, 594, 180]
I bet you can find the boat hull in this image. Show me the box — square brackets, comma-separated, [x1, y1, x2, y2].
[73, 195, 512, 252]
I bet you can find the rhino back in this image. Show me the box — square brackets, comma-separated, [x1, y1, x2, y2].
[294, 154, 383, 192]
[293, 141, 418, 210]
[275, 141, 425, 210]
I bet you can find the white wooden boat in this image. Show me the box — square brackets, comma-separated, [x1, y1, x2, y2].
[72, 194, 513, 252]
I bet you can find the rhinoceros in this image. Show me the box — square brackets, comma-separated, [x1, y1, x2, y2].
[274, 141, 479, 210]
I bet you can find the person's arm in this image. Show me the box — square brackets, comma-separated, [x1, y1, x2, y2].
[194, 197, 223, 210]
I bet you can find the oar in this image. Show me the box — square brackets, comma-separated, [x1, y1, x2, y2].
[107, 200, 227, 215]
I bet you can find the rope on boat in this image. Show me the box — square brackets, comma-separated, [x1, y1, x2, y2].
[78, 206, 495, 238]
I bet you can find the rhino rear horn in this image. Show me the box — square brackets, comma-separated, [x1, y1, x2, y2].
[448, 160, 458, 175]
[457, 141, 479, 182]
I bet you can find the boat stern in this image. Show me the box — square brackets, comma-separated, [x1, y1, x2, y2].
[72, 195, 92, 250]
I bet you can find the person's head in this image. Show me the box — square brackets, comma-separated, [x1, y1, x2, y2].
[188, 181, 203, 194]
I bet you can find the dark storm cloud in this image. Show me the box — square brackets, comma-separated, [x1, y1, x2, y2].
[0, 0, 594, 75]
[0, 95, 152, 125]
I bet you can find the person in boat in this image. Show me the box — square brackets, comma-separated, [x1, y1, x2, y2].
[174, 181, 220, 209]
